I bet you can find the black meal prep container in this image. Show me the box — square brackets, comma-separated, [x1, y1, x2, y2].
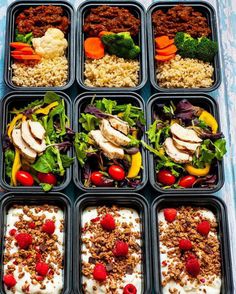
[0, 192, 73, 294]
[147, 1, 221, 92]
[76, 0, 147, 92]
[73, 92, 148, 192]
[0, 91, 73, 192]
[73, 193, 151, 293]
[146, 93, 224, 194]
[4, 0, 75, 91]
[151, 195, 233, 294]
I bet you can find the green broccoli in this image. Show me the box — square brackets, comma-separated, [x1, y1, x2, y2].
[196, 37, 218, 62]
[101, 32, 140, 59]
[174, 32, 198, 58]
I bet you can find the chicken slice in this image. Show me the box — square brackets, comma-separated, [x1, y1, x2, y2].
[28, 121, 46, 141]
[100, 119, 131, 147]
[164, 137, 193, 163]
[12, 129, 37, 163]
[90, 130, 124, 160]
[170, 123, 202, 143]
[173, 136, 200, 154]
[107, 116, 129, 135]
[21, 121, 46, 154]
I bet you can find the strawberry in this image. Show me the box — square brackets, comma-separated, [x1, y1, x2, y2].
[15, 233, 32, 249]
[186, 258, 200, 277]
[42, 220, 55, 234]
[28, 222, 36, 229]
[179, 239, 192, 251]
[3, 274, 16, 289]
[100, 214, 116, 231]
[197, 221, 210, 236]
[36, 262, 49, 276]
[163, 208, 177, 222]
[123, 284, 137, 294]
[93, 263, 107, 281]
[113, 240, 129, 257]
[9, 229, 17, 236]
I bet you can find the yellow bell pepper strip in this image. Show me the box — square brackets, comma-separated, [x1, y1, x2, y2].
[185, 163, 211, 177]
[11, 148, 22, 186]
[7, 114, 23, 138]
[22, 115, 27, 122]
[127, 151, 142, 178]
[199, 110, 218, 134]
[35, 101, 59, 115]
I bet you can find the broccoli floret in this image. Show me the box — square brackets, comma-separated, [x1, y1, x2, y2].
[174, 32, 193, 49]
[175, 32, 198, 58]
[196, 37, 218, 62]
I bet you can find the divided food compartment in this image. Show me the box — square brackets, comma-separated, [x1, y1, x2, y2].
[73, 92, 148, 192]
[146, 93, 224, 194]
[4, 0, 75, 91]
[151, 195, 233, 294]
[73, 193, 151, 293]
[147, 1, 221, 92]
[76, 0, 147, 91]
[0, 192, 72, 294]
[0, 91, 72, 192]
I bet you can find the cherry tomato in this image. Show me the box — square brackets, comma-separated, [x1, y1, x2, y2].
[16, 171, 34, 186]
[90, 171, 113, 187]
[38, 173, 57, 186]
[108, 165, 126, 181]
[157, 170, 176, 186]
[179, 175, 196, 188]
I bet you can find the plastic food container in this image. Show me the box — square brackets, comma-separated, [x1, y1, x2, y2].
[73, 91, 148, 192]
[146, 93, 224, 194]
[76, 0, 147, 91]
[0, 91, 73, 192]
[147, 1, 221, 92]
[0, 192, 72, 294]
[151, 195, 233, 294]
[73, 192, 151, 293]
[4, 0, 75, 91]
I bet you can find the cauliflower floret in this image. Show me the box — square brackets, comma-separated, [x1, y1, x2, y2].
[32, 28, 68, 58]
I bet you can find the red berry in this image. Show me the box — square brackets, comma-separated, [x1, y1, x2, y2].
[197, 221, 210, 236]
[3, 274, 16, 288]
[93, 263, 107, 281]
[108, 165, 125, 181]
[157, 170, 176, 186]
[163, 208, 177, 222]
[186, 258, 200, 277]
[179, 239, 193, 251]
[100, 214, 116, 231]
[9, 229, 17, 236]
[123, 284, 137, 294]
[28, 222, 36, 229]
[36, 253, 41, 261]
[186, 254, 197, 262]
[15, 233, 32, 249]
[113, 240, 129, 257]
[91, 217, 100, 223]
[42, 220, 55, 235]
[36, 276, 44, 281]
[36, 262, 49, 276]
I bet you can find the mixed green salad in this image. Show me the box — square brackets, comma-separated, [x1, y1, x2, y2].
[144, 99, 226, 189]
[74, 97, 145, 188]
[3, 92, 74, 191]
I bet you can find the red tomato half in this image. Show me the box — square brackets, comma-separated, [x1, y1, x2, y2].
[38, 173, 57, 186]
[108, 165, 125, 181]
[16, 171, 34, 186]
[90, 171, 113, 187]
[179, 176, 196, 188]
[157, 170, 176, 186]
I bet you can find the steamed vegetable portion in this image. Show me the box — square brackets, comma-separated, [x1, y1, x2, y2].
[74, 97, 145, 188]
[144, 99, 226, 189]
[3, 92, 74, 191]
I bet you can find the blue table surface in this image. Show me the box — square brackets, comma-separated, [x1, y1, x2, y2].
[0, 0, 235, 291]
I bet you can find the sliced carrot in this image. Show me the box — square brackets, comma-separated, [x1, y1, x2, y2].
[155, 54, 176, 62]
[20, 47, 35, 54]
[84, 37, 105, 59]
[11, 50, 35, 56]
[155, 36, 170, 49]
[168, 39, 175, 46]
[10, 42, 31, 49]
[11, 54, 41, 60]
[156, 44, 177, 56]
[98, 31, 113, 38]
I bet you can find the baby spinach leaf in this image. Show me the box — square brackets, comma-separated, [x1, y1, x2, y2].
[44, 91, 61, 104]
[5, 149, 15, 178]
[61, 154, 74, 168]
[79, 113, 99, 131]
[32, 148, 56, 173]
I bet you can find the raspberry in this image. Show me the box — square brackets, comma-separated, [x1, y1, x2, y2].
[36, 276, 44, 281]
[163, 208, 177, 222]
[197, 221, 210, 236]
[179, 239, 192, 251]
[15, 233, 32, 249]
[186, 258, 200, 277]
[186, 254, 197, 261]
[123, 284, 137, 294]
[28, 222, 36, 229]
[100, 214, 116, 231]
[3, 274, 16, 289]
[113, 240, 129, 257]
[93, 263, 107, 281]
[9, 229, 17, 236]
[36, 262, 49, 276]
[42, 220, 55, 234]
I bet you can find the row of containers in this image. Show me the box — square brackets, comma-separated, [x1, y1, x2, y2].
[4, 0, 221, 92]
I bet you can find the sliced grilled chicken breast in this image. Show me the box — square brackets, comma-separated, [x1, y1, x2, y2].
[170, 123, 202, 143]
[90, 130, 124, 160]
[173, 136, 200, 154]
[164, 137, 193, 163]
[21, 121, 46, 153]
[12, 129, 37, 163]
[28, 121, 46, 141]
[108, 116, 129, 135]
[100, 119, 131, 147]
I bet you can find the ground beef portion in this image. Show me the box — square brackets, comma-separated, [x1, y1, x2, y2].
[152, 5, 211, 38]
[16, 5, 70, 37]
[83, 5, 140, 37]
